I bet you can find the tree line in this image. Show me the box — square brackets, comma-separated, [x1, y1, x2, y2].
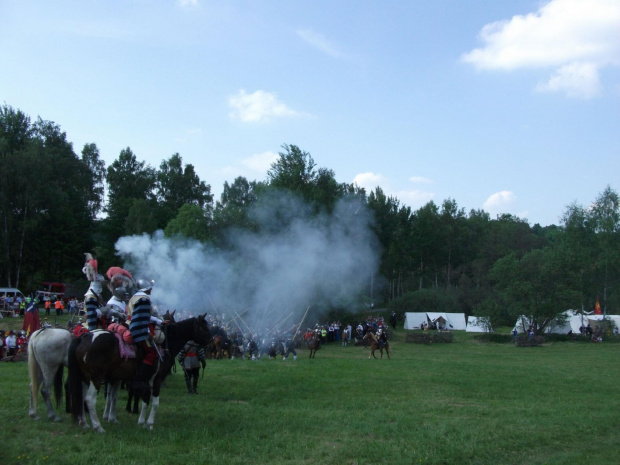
[1, 104, 618, 331]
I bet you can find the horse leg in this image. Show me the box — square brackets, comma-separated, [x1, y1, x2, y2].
[143, 395, 159, 430]
[40, 365, 62, 421]
[84, 383, 105, 433]
[103, 381, 120, 424]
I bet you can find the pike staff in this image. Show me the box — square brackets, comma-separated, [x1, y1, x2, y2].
[293, 306, 311, 341]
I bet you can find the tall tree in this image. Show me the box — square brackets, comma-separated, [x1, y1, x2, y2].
[104, 148, 156, 244]
[155, 153, 212, 229]
[81, 143, 106, 219]
[0, 105, 33, 286]
[588, 186, 620, 314]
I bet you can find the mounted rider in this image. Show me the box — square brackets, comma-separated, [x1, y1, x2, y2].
[84, 274, 106, 331]
[127, 279, 163, 394]
[107, 286, 128, 322]
[377, 327, 388, 348]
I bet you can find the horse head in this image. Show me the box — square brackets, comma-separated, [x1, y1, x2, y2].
[194, 313, 212, 346]
[163, 310, 176, 323]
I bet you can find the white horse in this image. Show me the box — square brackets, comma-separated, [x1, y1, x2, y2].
[28, 327, 73, 421]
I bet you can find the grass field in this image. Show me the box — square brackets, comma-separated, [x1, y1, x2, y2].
[0, 317, 618, 465]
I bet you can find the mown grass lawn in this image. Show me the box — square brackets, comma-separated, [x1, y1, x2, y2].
[0, 324, 618, 465]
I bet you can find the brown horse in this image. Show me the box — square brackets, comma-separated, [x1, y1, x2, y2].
[363, 331, 390, 359]
[68, 314, 211, 432]
[307, 335, 320, 358]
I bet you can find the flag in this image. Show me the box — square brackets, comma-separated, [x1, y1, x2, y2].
[22, 300, 41, 334]
[594, 297, 602, 315]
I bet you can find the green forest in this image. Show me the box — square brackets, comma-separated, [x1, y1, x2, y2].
[1, 104, 618, 331]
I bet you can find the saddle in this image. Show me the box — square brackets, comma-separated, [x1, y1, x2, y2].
[108, 323, 136, 360]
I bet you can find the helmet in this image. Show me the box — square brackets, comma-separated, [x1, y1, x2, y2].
[136, 278, 154, 292]
[113, 287, 127, 299]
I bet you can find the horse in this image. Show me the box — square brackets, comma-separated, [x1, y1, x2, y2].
[125, 309, 178, 414]
[363, 331, 390, 359]
[27, 327, 73, 421]
[307, 335, 320, 358]
[67, 314, 211, 433]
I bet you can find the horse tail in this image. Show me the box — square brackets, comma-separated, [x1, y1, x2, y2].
[67, 336, 84, 424]
[53, 365, 64, 408]
[27, 332, 41, 413]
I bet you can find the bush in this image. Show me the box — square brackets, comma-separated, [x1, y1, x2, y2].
[473, 333, 514, 344]
[515, 335, 545, 347]
[405, 331, 453, 344]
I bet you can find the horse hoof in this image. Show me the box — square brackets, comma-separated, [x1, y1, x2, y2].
[53, 416, 62, 423]
[94, 426, 106, 434]
[31, 414, 40, 421]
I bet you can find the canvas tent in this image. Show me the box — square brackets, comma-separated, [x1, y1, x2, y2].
[466, 316, 492, 333]
[404, 312, 467, 330]
[512, 310, 620, 335]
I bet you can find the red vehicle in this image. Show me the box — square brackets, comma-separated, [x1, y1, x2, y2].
[35, 282, 66, 301]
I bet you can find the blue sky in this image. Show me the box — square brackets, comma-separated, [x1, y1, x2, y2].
[2, 0, 619, 227]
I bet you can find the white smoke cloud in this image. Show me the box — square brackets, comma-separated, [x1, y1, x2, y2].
[115, 193, 380, 333]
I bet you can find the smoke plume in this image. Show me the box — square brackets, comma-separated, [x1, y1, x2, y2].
[115, 193, 380, 333]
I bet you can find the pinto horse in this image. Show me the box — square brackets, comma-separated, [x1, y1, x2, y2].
[27, 327, 73, 421]
[68, 314, 211, 433]
[363, 331, 390, 359]
[307, 335, 321, 358]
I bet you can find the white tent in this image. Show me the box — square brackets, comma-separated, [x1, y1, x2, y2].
[404, 312, 428, 330]
[466, 316, 493, 333]
[513, 310, 620, 335]
[404, 312, 467, 330]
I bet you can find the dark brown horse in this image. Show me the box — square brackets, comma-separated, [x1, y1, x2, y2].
[307, 335, 320, 358]
[363, 331, 390, 359]
[68, 314, 211, 432]
[125, 310, 177, 414]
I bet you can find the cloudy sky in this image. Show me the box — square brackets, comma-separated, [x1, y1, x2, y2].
[2, 0, 619, 226]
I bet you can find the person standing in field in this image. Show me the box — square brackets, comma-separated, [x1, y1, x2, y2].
[177, 340, 206, 394]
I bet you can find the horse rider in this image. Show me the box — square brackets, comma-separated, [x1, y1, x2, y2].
[106, 286, 128, 322]
[84, 275, 106, 331]
[377, 327, 388, 349]
[177, 340, 206, 394]
[126, 279, 163, 395]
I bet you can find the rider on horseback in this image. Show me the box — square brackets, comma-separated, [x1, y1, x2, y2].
[127, 279, 162, 396]
[377, 327, 388, 349]
[84, 274, 106, 331]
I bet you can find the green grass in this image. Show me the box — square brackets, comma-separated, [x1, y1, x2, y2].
[1, 319, 619, 465]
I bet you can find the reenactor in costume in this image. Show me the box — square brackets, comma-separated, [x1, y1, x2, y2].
[127, 279, 162, 394]
[84, 275, 105, 331]
[177, 340, 206, 394]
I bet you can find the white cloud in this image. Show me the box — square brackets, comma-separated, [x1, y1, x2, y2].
[461, 0, 620, 98]
[296, 29, 341, 58]
[483, 190, 516, 213]
[353, 172, 434, 209]
[409, 176, 433, 184]
[177, 0, 199, 7]
[228, 89, 302, 123]
[352, 172, 389, 191]
[395, 189, 435, 209]
[535, 62, 601, 98]
[241, 151, 279, 173]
